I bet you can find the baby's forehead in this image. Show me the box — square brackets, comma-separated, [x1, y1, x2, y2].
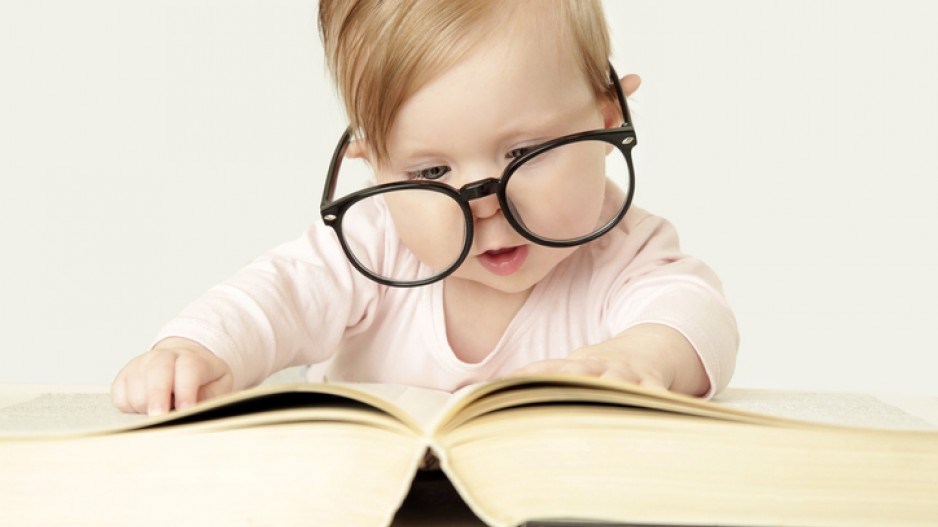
[325, 0, 609, 164]
[385, 60, 600, 165]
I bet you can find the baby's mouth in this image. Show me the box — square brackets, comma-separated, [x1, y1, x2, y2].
[477, 245, 528, 276]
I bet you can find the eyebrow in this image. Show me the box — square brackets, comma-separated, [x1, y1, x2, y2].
[388, 102, 596, 166]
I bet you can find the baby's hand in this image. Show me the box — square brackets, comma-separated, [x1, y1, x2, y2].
[509, 343, 673, 391]
[111, 337, 233, 415]
[508, 324, 709, 396]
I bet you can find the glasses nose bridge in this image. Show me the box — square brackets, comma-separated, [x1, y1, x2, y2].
[457, 178, 500, 202]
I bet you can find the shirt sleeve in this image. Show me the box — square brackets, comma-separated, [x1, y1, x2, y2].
[598, 208, 739, 398]
[152, 222, 379, 390]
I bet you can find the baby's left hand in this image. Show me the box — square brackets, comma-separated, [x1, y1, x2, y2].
[507, 324, 710, 396]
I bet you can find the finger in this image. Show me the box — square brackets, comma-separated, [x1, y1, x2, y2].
[509, 359, 569, 377]
[197, 372, 234, 403]
[174, 352, 230, 410]
[621, 73, 641, 97]
[145, 352, 177, 416]
[557, 361, 600, 377]
[599, 367, 641, 385]
[124, 363, 152, 414]
[110, 374, 129, 412]
[172, 354, 206, 411]
[638, 376, 670, 393]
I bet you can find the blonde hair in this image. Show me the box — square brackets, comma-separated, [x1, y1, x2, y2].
[318, 0, 612, 163]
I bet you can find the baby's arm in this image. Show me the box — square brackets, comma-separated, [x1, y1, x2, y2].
[111, 223, 376, 415]
[511, 209, 738, 397]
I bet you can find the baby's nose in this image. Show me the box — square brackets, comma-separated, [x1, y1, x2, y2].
[457, 176, 501, 220]
[469, 192, 500, 219]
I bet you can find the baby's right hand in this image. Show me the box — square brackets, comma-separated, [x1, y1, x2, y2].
[111, 337, 233, 416]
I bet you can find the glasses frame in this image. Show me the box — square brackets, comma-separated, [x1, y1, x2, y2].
[320, 64, 637, 287]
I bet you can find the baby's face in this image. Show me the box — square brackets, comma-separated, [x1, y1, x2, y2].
[375, 19, 615, 294]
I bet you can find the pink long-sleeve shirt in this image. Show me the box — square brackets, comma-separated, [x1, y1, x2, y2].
[154, 204, 738, 398]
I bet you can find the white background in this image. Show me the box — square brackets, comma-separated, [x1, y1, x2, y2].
[1, 1, 936, 395]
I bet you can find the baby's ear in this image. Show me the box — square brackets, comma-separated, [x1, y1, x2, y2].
[345, 139, 370, 160]
[603, 73, 641, 128]
[621, 73, 641, 97]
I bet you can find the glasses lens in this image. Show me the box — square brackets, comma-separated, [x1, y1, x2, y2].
[341, 187, 468, 284]
[504, 138, 631, 243]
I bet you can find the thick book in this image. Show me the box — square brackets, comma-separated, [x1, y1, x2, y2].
[0, 375, 936, 527]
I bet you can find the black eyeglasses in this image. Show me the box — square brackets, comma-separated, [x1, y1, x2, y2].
[320, 64, 637, 287]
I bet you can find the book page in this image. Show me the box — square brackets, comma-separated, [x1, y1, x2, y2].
[432, 375, 802, 436]
[0, 385, 146, 436]
[714, 388, 937, 430]
[0, 382, 458, 438]
[335, 383, 454, 431]
[433, 376, 938, 433]
[0, 417, 426, 527]
[438, 402, 938, 527]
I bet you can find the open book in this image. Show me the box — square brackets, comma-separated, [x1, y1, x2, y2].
[1, 375, 937, 527]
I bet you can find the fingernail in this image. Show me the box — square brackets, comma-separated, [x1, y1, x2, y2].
[148, 403, 165, 416]
[177, 401, 191, 411]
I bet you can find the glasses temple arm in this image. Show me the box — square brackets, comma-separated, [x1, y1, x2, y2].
[607, 63, 634, 129]
[322, 128, 353, 209]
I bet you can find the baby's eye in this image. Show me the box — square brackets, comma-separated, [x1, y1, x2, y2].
[507, 146, 536, 160]
[407, 165, 450, 181]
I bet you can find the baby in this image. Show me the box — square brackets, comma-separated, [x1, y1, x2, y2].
[112, 0, 738, 415]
